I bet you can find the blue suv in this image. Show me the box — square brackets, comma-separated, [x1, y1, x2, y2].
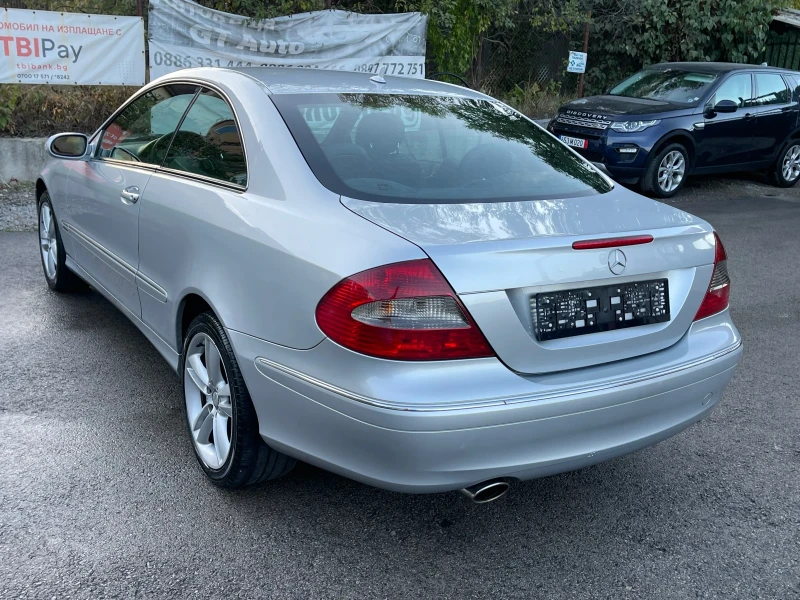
[548, 62, 800, 197]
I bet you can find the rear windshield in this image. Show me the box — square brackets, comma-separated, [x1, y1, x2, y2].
[609, 69, 719, 105]
[271, 93, 612, 204]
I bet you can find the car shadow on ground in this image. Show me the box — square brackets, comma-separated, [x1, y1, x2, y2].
[70, 284, 711, 525]
[671, 170, 800, 202]
[61, 279, 694, 512]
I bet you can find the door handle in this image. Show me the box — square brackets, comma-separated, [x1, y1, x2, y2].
[743, 113, 754, 120]
[120, 186, 140, 205]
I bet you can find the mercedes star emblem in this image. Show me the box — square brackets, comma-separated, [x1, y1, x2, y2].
[608, 249, 627, 275]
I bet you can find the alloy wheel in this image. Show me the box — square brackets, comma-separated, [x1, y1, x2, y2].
[657, 150, 686, 193]
[39, 203, 58, 280]
[782, 145, 800, 182]
[184, 333, 233, 470]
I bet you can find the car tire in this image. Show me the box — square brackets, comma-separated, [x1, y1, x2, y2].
[769, 141, 800, 188]
[37, 192, 85, 292]
[641, 143, 689, 198]
[179, 312, 295, 488]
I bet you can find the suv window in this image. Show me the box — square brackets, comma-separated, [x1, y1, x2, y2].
[98, 84, 198, 164]
[710, 74, 752, 108]
[784, 75, 800, 102]
[609, 69, 718, 105]
[162, 88, 247, 187]
[754, 73, 790, 106]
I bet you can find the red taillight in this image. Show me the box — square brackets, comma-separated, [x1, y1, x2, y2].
[694, 232, 730, 321]
[315, 259, 495, 360]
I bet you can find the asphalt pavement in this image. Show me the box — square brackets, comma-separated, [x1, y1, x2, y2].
[1, 180, 799, 599]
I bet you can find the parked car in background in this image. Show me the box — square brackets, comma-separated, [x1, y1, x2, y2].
[37, 67, 741, 502]
[549, 62, 800, 197]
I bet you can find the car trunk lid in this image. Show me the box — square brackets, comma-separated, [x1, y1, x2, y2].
[342, 187, 716, 373]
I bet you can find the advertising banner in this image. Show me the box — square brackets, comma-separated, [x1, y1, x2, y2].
[0, 8, 145, 85]
[149, 0, 427, 79]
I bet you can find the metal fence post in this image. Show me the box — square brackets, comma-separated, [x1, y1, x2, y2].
[577, 12, 590, 98]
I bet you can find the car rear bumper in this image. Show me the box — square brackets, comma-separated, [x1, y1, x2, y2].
[229, 312, 742, 493]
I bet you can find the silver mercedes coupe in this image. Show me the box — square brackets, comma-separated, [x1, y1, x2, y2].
[36, 68, 742, 503]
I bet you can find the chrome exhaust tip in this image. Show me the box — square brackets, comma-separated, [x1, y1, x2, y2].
[459, 479, 510, 504]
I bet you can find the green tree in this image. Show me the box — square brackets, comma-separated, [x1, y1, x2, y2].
[530, 0, 775, 94]
[395, 0, 518, 75]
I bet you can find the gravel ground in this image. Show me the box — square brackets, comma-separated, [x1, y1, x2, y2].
[677, 170, 800, 203]
[2, 174, 800, 599]
[0, 182, 36, 232]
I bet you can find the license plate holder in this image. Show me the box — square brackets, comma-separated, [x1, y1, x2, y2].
[559, 135, 589, 149]
[532, 279, 670, 341]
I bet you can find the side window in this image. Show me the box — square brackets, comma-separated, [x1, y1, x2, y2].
[162, 88, 247, 187]
[98, 84, 198, 164]
[710, 74, 752, 108]
[785, 75, 800, 102]
[754, 73, 791, 106]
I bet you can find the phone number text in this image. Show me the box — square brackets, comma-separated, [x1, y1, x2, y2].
[151, 51, 424, 76]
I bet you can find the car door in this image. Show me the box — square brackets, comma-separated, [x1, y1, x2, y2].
[63, 84, 199, 316]
[750, 72, 798, 163]
[136, 87, 249, 347]
[695, 72, 755, 169]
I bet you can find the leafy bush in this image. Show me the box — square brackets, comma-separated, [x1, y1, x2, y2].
[502, 80, 573, 119]
[0, 85, 136, 137]
[533, 0, 775, 95]
[399, 0, 518, 75]
[0, 87, 21, 133]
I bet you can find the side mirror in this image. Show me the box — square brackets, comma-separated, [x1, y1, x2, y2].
[708, 100, 739, 116]
[46, 133, 89, 159]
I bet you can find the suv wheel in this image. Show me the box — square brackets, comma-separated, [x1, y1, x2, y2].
[642, 143, 689, 198]
[179, 312, 295, 488]
[770, 142, 800, 188]
[37, 192, 85, 292]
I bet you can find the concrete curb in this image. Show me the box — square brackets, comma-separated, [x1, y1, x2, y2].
[0, 138, 47, 183]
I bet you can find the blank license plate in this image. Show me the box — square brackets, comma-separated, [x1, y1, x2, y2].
[532, 279, 670, 341]
[559, 135, 589, 149]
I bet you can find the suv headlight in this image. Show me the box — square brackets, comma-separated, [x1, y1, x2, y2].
[610, 120, 660, 133]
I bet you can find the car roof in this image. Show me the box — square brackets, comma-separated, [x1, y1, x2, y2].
[646, 61, 799, 75]
[160, 66, 489, 99]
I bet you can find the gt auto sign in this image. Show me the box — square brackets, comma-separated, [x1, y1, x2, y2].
[148, 0, 428, 79]
[0, 8, 145, 85]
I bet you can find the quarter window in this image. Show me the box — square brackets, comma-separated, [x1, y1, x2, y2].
[710, 74, 752, 108]
[754, 73, 790, 106]
[162, 89, 247, 187]
[98, 84, 198, 164]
